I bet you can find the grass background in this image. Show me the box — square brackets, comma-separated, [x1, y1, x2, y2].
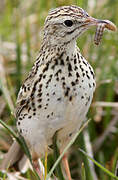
[0, 0, 118, 179]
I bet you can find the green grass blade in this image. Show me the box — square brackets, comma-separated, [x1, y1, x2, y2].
[79, 148, 118, 180]
[81, 162, 86, 180]
[16, 30, 22, 94]
[25, 20, 32, 70]
[112, 149, 118, 175]
[0, 119, 18, 139]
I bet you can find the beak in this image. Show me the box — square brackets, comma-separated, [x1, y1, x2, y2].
[85, 16, 117, 32]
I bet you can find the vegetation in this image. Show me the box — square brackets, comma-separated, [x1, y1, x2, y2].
[0, 0, 118, 179]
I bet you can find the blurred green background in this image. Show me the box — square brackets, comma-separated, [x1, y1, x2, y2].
[0, 0, 118, 180]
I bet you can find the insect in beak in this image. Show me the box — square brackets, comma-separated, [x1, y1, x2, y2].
[85, 17, 117, 45]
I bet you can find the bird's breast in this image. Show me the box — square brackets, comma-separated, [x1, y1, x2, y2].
[16, 51, 96, 155]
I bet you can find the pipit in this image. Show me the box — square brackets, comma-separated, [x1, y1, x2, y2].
[1, 5, 116, 180]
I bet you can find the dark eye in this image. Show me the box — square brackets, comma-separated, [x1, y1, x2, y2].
[64, 20, 73, 27]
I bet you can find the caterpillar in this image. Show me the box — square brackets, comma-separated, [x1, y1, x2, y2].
[94, 20, 116, 45]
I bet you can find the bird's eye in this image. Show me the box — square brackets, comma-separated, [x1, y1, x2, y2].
[64, 20, 73, 27]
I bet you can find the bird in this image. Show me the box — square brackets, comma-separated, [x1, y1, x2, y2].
[1, 5, 116, 180]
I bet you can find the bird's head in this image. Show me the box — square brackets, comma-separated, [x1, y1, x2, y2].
[43, 5, 116, 46]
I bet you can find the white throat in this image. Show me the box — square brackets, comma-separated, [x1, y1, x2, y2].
[65, 39, 77, 56]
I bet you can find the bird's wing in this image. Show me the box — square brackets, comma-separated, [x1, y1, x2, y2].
[15, 64, 37, 117]
[15, 58, 45, 118]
